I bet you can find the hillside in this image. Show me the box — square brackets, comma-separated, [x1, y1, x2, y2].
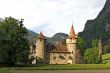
[27, 30, 38, 44]
[48, 33, 68, 44]
[27, 31, 68, 45]
[79, 0, 110, 46]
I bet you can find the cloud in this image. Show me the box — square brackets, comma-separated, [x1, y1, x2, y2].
[0, 0, 106, 37]
[32, 23, 56, 37]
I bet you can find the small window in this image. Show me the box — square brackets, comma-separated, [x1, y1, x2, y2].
[65, 49, 67, 51]
[53, 56, 56, 60]
[64, 53, 66, 56]
[59, 55, 66, 60]
[69, 56, 72, 60]
[40, 39, 42, 41]
[72, 51, 73, 54]
[67, 63, 71, 64]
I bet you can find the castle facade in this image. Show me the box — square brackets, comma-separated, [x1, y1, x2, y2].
[29, 25, 81, 64]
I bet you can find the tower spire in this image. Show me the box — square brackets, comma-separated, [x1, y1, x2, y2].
[68, 25, 76, 39]
[37, 32, 45, 39]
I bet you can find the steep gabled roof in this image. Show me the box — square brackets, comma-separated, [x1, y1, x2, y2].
[37, 32, 45, 39]
[50, 44, 70, 53]
[68, 25, 76, 39]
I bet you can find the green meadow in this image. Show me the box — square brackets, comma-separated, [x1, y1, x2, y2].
[1, 64, 110, 73]
[6, 64, 110, 70]
[0, 68, 10, 73]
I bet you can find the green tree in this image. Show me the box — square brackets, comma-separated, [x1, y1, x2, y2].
[103, 39, 110, 54]
[98, 37, 103, 63]
[84, 48, 100, 64]
[91, 39, 99, 47]
[0, 17, 29, 65]
[77, 37, 87, 56]
[103, 45, 110, 54]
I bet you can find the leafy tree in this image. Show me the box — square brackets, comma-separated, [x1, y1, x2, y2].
[91, 39, 99, 47]
[103, 45, 110, 54]
[84, 38, 102, 64]
[84, 48, 100, 64]
[0, 17, 29, 65]
[77, 37, 87, 56]
[103, 39, 110, 54]
[98, 37, 103, 63]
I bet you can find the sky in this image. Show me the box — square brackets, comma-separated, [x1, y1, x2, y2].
[0, 0, 106, 37]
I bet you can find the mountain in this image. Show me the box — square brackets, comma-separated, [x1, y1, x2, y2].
[27, 31, 68, 45]
[48, 33, 68, 44]
[79, 0, 110, 46]
[27, 30, 38, 44]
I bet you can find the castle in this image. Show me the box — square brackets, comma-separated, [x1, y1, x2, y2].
[29, 25, 81, 64]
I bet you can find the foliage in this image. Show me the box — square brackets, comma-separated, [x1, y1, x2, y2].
[77, 37, 87, 56]
[103, 45, 110, 54]
[103, 39, 110, 54]
[84, 48, 100, 64]
[102, 53, 110, 63]
[91, 39, 99, 47]
[0, 17, 29, 65]
[102, 53, 110, 60]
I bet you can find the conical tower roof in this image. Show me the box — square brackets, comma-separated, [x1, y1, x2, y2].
[37, 32, 45, 39]
[68, 25, 76, 39]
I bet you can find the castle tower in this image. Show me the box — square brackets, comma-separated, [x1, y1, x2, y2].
[66, 25, 78, 64]
[35, 32, 46, 63]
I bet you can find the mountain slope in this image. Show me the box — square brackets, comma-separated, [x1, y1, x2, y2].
[27, 30, 38, 44]
[48, 33, 68, 44]
[79, 0, 110, 46]
[27, 31, 68, 45]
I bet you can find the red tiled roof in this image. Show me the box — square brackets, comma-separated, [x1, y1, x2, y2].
[68, 25, 76, 39]
[37, 32, 45, 39]
[49, 44, 70, 53]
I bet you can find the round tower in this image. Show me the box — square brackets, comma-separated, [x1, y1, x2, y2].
[66, 25, 78, 64]
[35, 32, 46, 63]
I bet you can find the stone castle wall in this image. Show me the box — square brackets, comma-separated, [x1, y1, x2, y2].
[36, 39, 46, 63]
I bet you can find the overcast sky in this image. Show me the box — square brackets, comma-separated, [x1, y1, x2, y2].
[0, 0, 106, 37]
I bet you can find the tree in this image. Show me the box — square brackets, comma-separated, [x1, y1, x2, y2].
[0, 17, 29, 65]
[77, 37, 87, 56]
[98, 37, 103, 63]
[91, 39, 99, 48]
[84, 48, 100, 64]
[103, 39, 110, 54]
[103, 45, 110, 54]
[84, 38, 102, 64]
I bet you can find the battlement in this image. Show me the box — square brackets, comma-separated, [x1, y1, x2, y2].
[66, 38, 77, 44]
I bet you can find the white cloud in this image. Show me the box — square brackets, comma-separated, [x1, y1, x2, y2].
[0, 0, 106, 37]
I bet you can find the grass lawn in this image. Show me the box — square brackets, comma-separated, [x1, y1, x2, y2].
[2, 64, 110, 73]
[9, 70, 110, 73]
[0, 68, 10, 73]
[6, 64, 110, 70]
